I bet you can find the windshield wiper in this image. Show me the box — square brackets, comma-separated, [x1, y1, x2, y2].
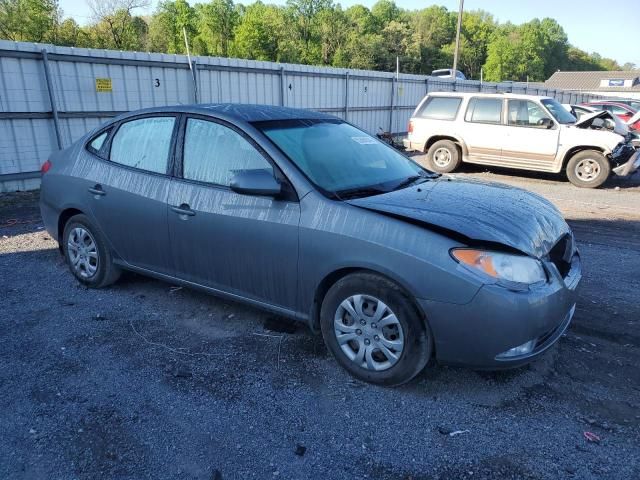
[392, 174, 431, 191]
[335, 186, 388, 200]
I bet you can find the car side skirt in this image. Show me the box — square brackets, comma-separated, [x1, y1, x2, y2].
[114, 260, 311, 326]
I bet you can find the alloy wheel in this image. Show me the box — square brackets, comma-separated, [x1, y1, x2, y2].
[333, 294, 405, 371]
[67, 227, 99, 278]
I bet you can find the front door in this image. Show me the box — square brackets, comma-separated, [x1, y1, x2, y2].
[501, 99, 559, 171]
[167, 116, 300, 310]
[85, 115, 177, 274]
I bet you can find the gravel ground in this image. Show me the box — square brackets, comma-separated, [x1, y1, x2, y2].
[1, 168, 639, 479]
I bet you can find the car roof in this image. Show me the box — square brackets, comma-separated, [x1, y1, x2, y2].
[425, 92, 553, 102]
[586, 100, 633, 108]
[112, 103, 337, 123]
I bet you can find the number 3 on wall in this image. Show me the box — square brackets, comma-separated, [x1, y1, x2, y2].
[154, 79, 160, 87]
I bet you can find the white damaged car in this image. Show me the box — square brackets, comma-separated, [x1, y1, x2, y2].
[404, 92, 639, 188]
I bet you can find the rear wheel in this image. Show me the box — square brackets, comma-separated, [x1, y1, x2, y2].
[320, 272, 432, 386]
[62, 214, 120, 288]
[426, 139, 461, 173]
[566, 150, 610, 188]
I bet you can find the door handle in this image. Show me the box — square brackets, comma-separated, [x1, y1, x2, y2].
[170, 204, 196, 217]
[88, 184, 106, 196]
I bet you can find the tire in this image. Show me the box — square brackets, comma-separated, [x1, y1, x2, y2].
[426, 139, 461, 173]
[320, 272, 432, 386]
[62, 214, 121, 288]
[566, 150, 610, 188]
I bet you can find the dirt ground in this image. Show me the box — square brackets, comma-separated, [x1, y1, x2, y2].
[1, 167, 639, 479]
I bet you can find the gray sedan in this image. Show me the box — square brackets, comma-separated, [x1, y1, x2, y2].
[39, 104, 581, 386]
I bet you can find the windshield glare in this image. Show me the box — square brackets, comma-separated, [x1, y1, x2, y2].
[257, 120, 427, 196]
[541, 98, 576, 124]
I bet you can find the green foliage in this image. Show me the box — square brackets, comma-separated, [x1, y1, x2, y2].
[0, 0, 627, 78]
[0, 0, 58, 42]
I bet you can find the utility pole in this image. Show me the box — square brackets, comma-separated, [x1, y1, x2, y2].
[452, 0, 464, 77]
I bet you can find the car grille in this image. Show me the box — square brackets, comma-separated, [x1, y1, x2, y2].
[549, 234, 573, 278]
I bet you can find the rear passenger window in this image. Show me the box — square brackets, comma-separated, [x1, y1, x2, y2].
[110, 117, 176, 174]
[418, 97, 462, 120]
[465, 98, 502, 124]
[183, 118, 272, 186]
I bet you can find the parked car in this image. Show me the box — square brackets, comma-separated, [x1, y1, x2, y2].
[431, 69, 466, 80]
[40, 104, 583, 386]
[404, 93, 639, 188]
[602, 98, 640, 111]
[582, 101, 638, 127]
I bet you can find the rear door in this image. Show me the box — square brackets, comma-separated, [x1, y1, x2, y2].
[167, 116, 300, 310]
[501, 99, 559, 171]
[86, 114, 177, 274]
[461, 97, 504, 163]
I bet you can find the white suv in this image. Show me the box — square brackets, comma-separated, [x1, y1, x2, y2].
[404, 92, 639, 188]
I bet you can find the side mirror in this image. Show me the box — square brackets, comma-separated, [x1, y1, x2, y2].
[230, 169, 282, 197]
[539, 117, 554, 129]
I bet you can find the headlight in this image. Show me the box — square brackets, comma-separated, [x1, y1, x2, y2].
[451, 249, 546, 285]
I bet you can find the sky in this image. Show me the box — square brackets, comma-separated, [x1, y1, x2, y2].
[58, 0, 640, 68]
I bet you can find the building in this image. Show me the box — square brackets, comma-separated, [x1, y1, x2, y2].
[545, 71, 640, 99]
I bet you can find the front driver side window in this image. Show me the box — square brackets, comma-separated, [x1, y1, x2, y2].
[507, 100, 552, 128]
[183, 118, 273, 186]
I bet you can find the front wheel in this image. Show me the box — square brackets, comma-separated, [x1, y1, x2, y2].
[566, 150, 610, 188]
[320, 273, 432, 386]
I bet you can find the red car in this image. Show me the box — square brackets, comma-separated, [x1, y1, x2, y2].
[582, 101, 639, 130]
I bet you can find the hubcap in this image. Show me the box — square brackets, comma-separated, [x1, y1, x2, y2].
[333, 294, 404, 371]
[575, 158, 601, 182]
[67, 227, 99, 278]
[433, 147, 452, 168]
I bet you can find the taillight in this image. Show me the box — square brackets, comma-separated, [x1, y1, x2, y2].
[408, 120, 413, 134]
[41, 159, 52, 174]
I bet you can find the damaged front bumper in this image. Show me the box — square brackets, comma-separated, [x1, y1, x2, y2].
[417, 252, 582, 369]
[610, 143, 640, 176]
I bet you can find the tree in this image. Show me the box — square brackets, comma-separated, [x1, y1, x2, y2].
[316, 6, 347, 65]
[370, 0, 400, 28]
[54, 18, 92, 47]
[194, 0, 238, 56]
[538, 18, 568, 78]
[0, 0, 58, 42]
[147, 0, 196, 54]
[231, 2, 290, 62]
[0, 0, 629, 77]
[286, 0, 332, 63]
[410, 5, 455, 73]
[87, 0, 149, 50]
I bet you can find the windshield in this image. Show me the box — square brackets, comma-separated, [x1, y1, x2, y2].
[541, 98, 576, 124]
[256, 119, 431, 198]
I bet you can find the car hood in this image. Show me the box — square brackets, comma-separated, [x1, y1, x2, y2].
[574, 110, 609, 127]
[575, 110, 629, 135]
[347, 177, 570, 258]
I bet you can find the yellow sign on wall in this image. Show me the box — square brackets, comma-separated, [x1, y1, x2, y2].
[95, 78, 112, 93]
